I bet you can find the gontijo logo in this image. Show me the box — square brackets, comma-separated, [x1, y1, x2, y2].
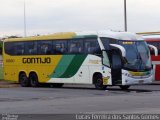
[22, 57, 51, 64]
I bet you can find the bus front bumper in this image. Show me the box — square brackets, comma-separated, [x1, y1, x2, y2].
[122, 73, 153, 85]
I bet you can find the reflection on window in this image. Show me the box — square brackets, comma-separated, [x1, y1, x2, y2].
[4, 38, 102, 56]
[25, 42, 37, 55]
[102, 51, 110, 67]
[84, 39, 101, 55]
[38, 41, 52, 55]
[68, 40, 83, 54]
[53, 41, 67, 54]
[5, 42, 25, 55]
[16, 42, 24, 55]
[101, 37, 117, 50]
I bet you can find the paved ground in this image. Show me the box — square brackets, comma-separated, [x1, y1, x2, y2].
[0, 84, 160, 119]
[0, 80, 19, 88]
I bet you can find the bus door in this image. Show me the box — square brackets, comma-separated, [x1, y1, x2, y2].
[110, 50, 122, 85]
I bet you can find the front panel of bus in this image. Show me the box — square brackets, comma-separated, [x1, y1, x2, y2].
[101, 38, 153, 85]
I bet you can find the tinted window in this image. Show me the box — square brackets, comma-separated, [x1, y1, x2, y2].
[53, 40, 67, 54]
[84, 38, 101, 55]
[5, 42, 13, 55]
[100, 37, 110, 50]
[37, 41, 52, 55]
[25, 41, 37, 55]
[5, 38, 102, 56]
[101, 37, 117, 50]
[5, 42, 25, 55]
[68, 39, 83, 54]
[15, 42, 25, 55]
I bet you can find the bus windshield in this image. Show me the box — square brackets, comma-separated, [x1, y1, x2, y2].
[119, 40, 152, 71]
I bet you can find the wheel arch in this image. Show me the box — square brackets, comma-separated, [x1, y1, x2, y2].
[29, 71, 39, 79]
[29, 71, 38, 76]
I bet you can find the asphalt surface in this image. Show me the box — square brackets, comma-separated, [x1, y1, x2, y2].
[0, 84, 160, 120]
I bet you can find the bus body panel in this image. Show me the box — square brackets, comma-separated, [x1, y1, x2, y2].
[4, 53, 112, 85]
[122, 69, 153, 85]
[47, 55, 112, 85]
[3, 31, 153, 88]
[3, 54, 62, 83]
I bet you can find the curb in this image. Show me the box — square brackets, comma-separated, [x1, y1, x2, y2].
[149, 81, 160, 85]
[0, 80, 19, 88]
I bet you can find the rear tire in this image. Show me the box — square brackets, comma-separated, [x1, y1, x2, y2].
[29, 73, 39, 87]
[19, 73, 29, 87]
[94, 74, 107, 90]
[119, 85, 130, 90]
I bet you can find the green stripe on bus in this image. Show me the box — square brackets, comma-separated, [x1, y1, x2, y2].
[49, 55, 75, 78]
[60, 55, 87, 78]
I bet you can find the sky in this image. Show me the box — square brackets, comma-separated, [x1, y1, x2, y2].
[0, 0, 160, 37]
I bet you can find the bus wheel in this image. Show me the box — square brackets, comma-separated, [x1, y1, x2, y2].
[94, 75, 107, 90]
[51, 83, 64, 88]
[119, 85, 130, 90]
[19, 73, 29, 87]
[29, 73, 39, 87]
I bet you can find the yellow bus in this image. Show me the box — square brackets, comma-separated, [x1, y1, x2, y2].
[3, 31, 155, 90]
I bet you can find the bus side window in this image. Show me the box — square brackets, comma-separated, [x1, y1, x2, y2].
[68, 39, 83, 54]
[53, 40, 67, 54]
[6, 42, 25, 55]
[15, 42, 25, 55]
[5, 42, 16, 55]
[38, 41, 52, 55]
[84, 38, 101, 55]
[25, 42, 37, 55]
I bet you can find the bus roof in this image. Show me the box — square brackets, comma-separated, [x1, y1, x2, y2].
[4, 31, 143, 42]
[98, 31, 143, 41]
[4, 32, 98, 42]
[5, 32, 76, 42]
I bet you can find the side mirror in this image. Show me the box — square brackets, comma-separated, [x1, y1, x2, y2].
[109, 44, 126, 57]
[148, 44, 158, 56]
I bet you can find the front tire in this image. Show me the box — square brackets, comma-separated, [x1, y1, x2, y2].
[119, 85, 130, 90]
[29, 73, 39, 87]
[19, 73, 30, 87]
[94, 74, 107, 90]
